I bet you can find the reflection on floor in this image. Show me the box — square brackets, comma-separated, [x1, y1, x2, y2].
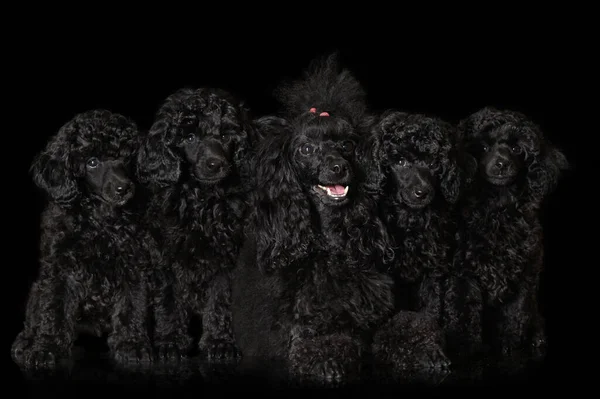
[10, 338, 549, 393]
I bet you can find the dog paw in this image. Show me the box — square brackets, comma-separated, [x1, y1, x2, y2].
[112, 342, 153, 364]
[155, 343, 183, 362]
[417, 347, 451, 370]
[316, 359, 345, 381]
[24, 342, 69, 368]
[11, 333, 31, 361]
[202, 339, 241, 361]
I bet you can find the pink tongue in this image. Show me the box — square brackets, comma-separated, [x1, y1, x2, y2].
[327, 185, 345, 194]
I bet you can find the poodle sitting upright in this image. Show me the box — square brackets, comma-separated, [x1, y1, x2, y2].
[12, 109, 157, 367]
[231, 54, 396, 383]
[361, 111, 468, 371]
[136, 87, 258, 362]
[451, 106, 569, 357]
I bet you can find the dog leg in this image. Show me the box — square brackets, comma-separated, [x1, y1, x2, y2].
[198, 273, 241, 361]
[497, 281, 542, 357]
[152, 270, 191, 362]
[20, 270, 77, 368]
[12, 281, 42, 361]
[442, 275, 485, 360]
[107, 279, 153, 365]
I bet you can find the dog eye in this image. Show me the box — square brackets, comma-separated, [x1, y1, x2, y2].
[185, 133, 196, 143]
[299, 143, 315, 155]
[86, 157, 99, 168]
[511, 145, 519, 152]
[397, 157, 408, 167]
[482, 145, 489, 152]
[342, 140, 355, 153]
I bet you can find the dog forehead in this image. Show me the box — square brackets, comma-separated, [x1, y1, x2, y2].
[481, 123, 525, 143]
[302, 126, 356, 144]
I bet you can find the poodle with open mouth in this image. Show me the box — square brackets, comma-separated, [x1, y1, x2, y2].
[231, 53, 396, 383]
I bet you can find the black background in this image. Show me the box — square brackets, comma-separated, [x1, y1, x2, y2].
[7, 17, 581, 395]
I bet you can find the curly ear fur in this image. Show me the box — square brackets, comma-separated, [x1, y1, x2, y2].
[527, 136, 569, 201]
[30, 123, 80, 206]
[136, 116, 181, 189]
[355, 123, 386, 198]
[250, 118, 315, 274]
[274, 51, 367, 125]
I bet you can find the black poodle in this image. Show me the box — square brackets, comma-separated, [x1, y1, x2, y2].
[136, 87, 257, 362]
[450, 106, 569, 357]
[12, 109, 157, 367]
[361, 111, 469, 372]
[231, 54, 396, 383]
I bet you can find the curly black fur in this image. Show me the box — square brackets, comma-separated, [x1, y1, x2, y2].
[449, 106, 569, 358]
[231, 53, 396, 383]
[12, 110, 158, 368]
[361, 111, 472, 371]
[136, 87, 258, 362]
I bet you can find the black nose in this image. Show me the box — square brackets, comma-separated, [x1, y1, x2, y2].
[413, 188, 429, 199]
[206, 157, 225, 171]
[330, 161, 348, 176]
[495, 160, 505, 170]
[115, 184, 130, 196]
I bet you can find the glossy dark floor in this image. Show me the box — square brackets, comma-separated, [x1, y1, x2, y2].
[10, 340, 550, 395]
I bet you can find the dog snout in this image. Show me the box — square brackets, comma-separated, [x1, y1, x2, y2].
[412, 187, 431, 199]
[115, 182, 133, 196]
[205, 156, 226, 172]
[326, 156, 350, 180]
[486, 150, 514, 177]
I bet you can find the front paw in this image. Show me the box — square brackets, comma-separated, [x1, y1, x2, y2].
[416, 347, 451, 371]
[11, 333, 31, 361]
[155, 342, 184, 362]
[201, 338, 241, 361]
[112, 342, 153, 364]
[24, 342, 70, 368]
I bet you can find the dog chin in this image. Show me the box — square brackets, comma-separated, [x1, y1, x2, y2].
[400, 194, 432, 210]
[485, 174, 517, 186]
[193, 173, 229, 185]
[312, 184, 350, 206]
[106, 194, 134, 207]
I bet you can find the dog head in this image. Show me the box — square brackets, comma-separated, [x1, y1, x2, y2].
[30, 109, 139, 208]
[368, 111, 464, 209]
[250, 52, 392, 272]
[457, 107, 569, 201]
[136, 87, 254, 189]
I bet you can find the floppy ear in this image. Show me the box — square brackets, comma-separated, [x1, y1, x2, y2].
[30, 122, 80, 206]
[355, 128, 386, 199]
[250, 119, 315, 274]
[529, 138, 570, 201]
[440, 152, 462, 204]
[136, 117, 181, 189]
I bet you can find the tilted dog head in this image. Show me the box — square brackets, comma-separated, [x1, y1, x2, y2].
[366, 111, 464, 210]
[457, 107, 569, 201]
[30, 109, 140, 208]
[250, 53, 392, 271]
[136, 87, 254, 189]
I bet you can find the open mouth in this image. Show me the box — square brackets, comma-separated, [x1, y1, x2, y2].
[314, 184, 349, 200]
